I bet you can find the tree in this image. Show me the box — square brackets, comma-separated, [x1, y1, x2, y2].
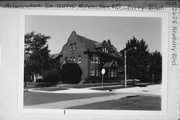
[120, 37, 156, 83]
[24, 31, 50, 83]
[43, 55, 61, 83]
[61, 62, 82, 84]
[149, 51, 162, 83]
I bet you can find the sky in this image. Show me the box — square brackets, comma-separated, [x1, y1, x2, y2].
[25, 16, 161, 54]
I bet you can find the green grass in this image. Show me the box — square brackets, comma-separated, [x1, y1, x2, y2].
[67, 95, 161, 110]
[91, 85, 125, 91]
[24, 92, 115, 106]
[25, 82, 57, 88]
[34, 87, 68, 91]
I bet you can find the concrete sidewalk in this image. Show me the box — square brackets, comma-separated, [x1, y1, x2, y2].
[28, 85, 161, 96]
[113, 85, 161, 95]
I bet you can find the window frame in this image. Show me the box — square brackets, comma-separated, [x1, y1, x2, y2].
[77, 56, 81, 63]
[91, 69, 95, 76]
[91, 54, 99, 64]
[69, 44, 73, 52]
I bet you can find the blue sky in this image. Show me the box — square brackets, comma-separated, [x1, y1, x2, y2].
[25, 16, 161, 54]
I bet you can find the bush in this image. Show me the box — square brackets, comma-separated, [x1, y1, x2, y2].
[88, 76, 101, 83]
[42, 69, 60, 83]
[61, 63, 82, 84]
[87, 76, 120, 83]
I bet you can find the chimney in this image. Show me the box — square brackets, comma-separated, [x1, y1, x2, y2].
[107, 39, 111, 45]
[103, 40, 106, 43]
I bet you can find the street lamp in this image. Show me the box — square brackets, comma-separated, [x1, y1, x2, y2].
[124, 47, 136, 87]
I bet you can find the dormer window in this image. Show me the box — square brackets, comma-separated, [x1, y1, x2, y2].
[73, 57, 76, 62]
[102, 47, 109, 53]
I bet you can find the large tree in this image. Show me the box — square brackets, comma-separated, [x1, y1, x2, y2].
[120, 37, 162, 83]
[149, 51, 162, 83]
[24, 31, 50, 83]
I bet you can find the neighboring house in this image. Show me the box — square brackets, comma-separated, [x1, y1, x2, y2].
[60, 31, 123, 83]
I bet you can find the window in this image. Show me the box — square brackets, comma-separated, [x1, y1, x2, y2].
[102, 47, 109, 53]
[70, 43, 76, 51]
[106, 49, 109, 53]
[72, 43, 76, 51]
[78, 56, 81, 63]
[91, 69, 95, 76]
[95, 69, 99, 76]
[91, 69, 99, 76]
[114, 71, 117, 77]
[110, 70, 117, 77]
[70, 57, 73, 61]
[91, 54, 99, 63]
[110, 70, 113, 77]
[73, 57, 76, 62]
[69, 44, 73, 51]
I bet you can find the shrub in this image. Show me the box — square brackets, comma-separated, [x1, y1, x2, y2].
[42, 68, 60, 84]
[61, 63, 82, 84]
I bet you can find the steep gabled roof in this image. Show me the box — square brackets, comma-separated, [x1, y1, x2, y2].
[62, 31, 122, 59]
[95, 43, 102, 48]
[76, 34, 98, 52]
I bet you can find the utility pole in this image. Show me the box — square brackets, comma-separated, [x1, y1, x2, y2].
[124, 50, 127, 87]
[124, 47, 136, 88]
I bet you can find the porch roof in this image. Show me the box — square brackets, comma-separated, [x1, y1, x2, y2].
[103, 61, 120, 68]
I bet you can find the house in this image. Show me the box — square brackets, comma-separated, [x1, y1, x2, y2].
[59, 31, 124, 83]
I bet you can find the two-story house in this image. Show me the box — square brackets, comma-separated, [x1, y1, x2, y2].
[59, 31, 123, 83]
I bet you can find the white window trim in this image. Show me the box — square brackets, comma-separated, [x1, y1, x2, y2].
[78, 56, 81, 63]
[91, 69, 95, 76]
[69, 44, 73, 51]
[73, 57, 76, 62]
[91, 54, 99, 64]
[95, 69, 99, 76]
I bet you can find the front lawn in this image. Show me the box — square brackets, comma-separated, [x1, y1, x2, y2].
[34, 87, 68, 91]
[67, 95, 161, 110]
[91, 85, 125, 91]
[24, 92, 116, 106]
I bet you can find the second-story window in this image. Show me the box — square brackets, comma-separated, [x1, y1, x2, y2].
[73, 57, 76, 62]
[91, 54, 99, 63]
[78, 56, 81, 63]
[72, 43, 76, 51]
[70, 57, 73, 61]
[102, 47, 109, 53]
[69, 44, 73, 52]
[70, 43, 76, 52]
